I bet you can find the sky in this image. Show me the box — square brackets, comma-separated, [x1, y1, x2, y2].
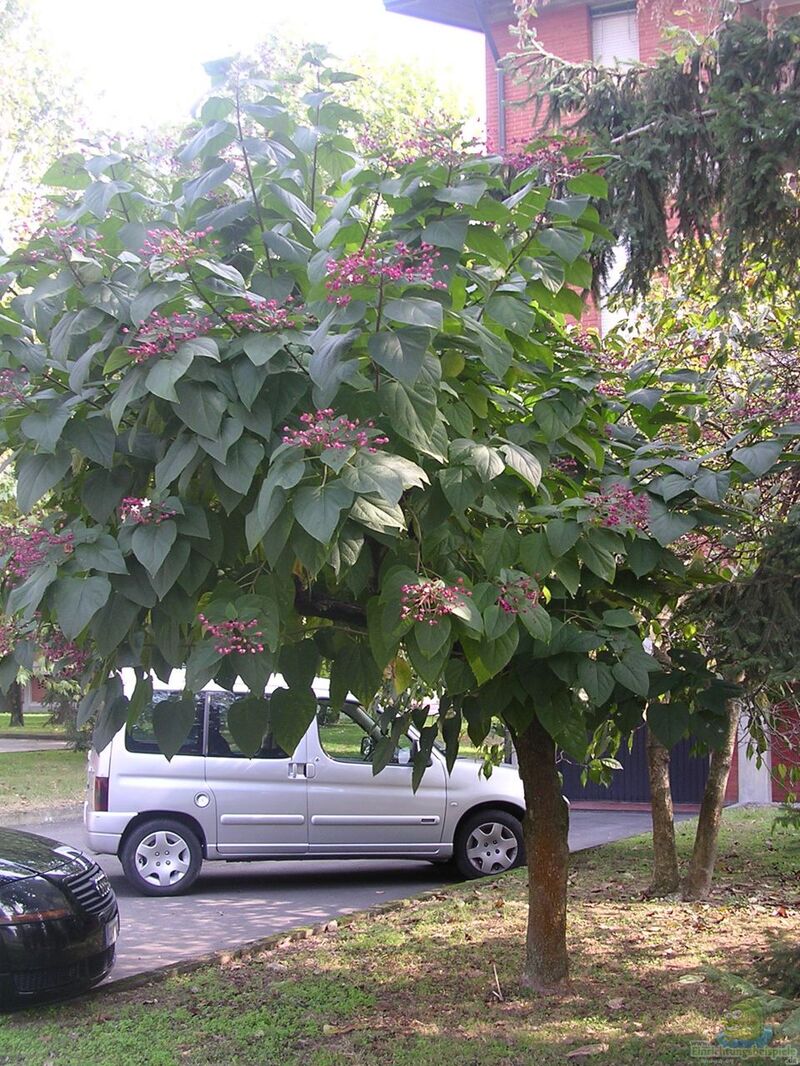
[31, 0, 486, 132]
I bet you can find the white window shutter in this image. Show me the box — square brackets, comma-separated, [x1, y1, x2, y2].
[592, 10, 640, 67]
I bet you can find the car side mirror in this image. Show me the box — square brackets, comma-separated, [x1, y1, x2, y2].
[360, 736, 375, 760]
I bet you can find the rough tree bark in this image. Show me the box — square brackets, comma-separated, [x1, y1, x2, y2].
[1, 682, 24, 727]
[682, 699, 741, 901]
[645, 726, 680, 895]
[514, 713, 571, 994]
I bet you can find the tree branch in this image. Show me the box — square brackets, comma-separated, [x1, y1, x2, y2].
[293, 578, 367, 627]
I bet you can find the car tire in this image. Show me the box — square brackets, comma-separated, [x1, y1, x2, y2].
[454, 809, 525, 880]
[120, 819, 202, 897]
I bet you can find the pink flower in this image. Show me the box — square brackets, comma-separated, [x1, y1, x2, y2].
[198, 615, 265, 656]
[0, 526, 74, 583]
[282, 410, 389, 453]
[118, 498, 176, 525]
[400, 577, 471, 625]
[141, 226, 217, 266]
[325, 241, 447, 306]
[122, 312, 214, 363]
[588, 485, 649, 531]
[228, 296, 298, 332]
[496, 576, 540, 615]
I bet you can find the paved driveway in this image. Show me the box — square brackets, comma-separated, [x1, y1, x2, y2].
[12, 810, 670, 982]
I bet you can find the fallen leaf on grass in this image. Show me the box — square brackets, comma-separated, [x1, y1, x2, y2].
[566, 1044, 609, 1058]
[606, 998, 624, 1011]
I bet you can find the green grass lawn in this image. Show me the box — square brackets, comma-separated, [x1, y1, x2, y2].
[0, 713, 64, 737]
[0, 749, 86, 818]
[1, 807, 797, 1065]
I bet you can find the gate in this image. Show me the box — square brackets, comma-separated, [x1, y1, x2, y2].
[558, 728, 709, 803]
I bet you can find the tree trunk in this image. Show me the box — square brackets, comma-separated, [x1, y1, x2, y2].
[645, 727, 680, 895]
[682, 699, 741, 901]
[514, 714, 571, 994]
[3, 682, 24, 727]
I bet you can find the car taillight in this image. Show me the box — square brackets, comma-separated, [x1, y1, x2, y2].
[94, 776, 109, 812]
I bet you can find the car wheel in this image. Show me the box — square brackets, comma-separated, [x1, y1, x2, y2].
[454, 809, 525, 879]
[121, 819, 202, 896]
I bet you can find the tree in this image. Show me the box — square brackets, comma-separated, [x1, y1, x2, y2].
[0, 54, 796, 993]
[509, 12, 800, 298]
[0, 0, 83, 245]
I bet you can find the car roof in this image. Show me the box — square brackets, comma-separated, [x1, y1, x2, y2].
[118, 668, 337, 701]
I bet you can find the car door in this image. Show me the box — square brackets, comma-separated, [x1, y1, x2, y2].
[204, 691, 309, 858]
[307, 702, 448, 856]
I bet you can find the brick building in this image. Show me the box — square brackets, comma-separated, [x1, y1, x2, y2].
[384, 0, 798, 806]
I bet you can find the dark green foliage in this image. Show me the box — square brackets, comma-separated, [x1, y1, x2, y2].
[515, 17, 800, 297]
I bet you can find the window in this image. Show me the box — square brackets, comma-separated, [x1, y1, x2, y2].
[317, 701, 412, 764]
[125, 691, 205, 756]
[206, 692, 288, 759]
[591, 7, 639, 67]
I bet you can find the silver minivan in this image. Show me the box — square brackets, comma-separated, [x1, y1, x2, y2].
[85, 671, 526, 895]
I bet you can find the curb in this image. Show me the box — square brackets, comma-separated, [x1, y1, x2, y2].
[2, 804, 83, 828]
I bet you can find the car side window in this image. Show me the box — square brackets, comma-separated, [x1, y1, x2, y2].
[206, 692, 288, 759]
[125, 692, 205, 756]
[317, 701, 412, 764]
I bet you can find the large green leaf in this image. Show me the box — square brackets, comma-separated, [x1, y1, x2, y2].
[173, 381, 228, 438]
[132, 521, 178, 576]
[367, 328, 429, 385]
[500, 442, 542, 489]
[648, 701, 690, 748]
[383, 297, 443, 330]
[52, 575, 111, 639]
[212, 437, 264, 495]
[269, 686, 316, 755]
[577, 659, 615, 704]
[293, 482, 354, 544]
[732, 439, 784, 477]
[462, 626, 519, 684]
[145, 350, 193, 402]
[152, 698, 198, 760]
[546, 519, 581, 558]
[16, 452, 72, 513]
[227, 696, 272, 757]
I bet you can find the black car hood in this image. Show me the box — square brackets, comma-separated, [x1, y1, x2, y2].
[0, 828, 94, 886]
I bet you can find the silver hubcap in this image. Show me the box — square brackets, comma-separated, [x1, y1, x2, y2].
[135, 830, 192, 888]
[465, 821, 518, 874]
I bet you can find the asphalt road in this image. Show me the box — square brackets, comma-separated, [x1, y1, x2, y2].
[13, 810, 669, 982]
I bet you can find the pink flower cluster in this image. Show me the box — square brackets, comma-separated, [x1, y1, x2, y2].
[739, 392, 800, 425]
[118, 498, 177, 525]
[325, 242, 447, 306]
[21, 225, 101, 264]
[141, 226, 218, 265]
[282, 410, 389, 453]
[228, 297, 298, 333]
[198, 615, 265, 656]
[400, 577, 471, 626]
[497, 576, 540, 615]
[0, 526, 74, 583]
[122, 311, 214, 363]
[0, 369, 27, 402]
[552, 456, 580, 475]
[40, 631, 90, 679]
[590, 486, 650, 531]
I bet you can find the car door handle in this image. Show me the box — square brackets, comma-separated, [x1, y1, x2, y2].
[288, 762, 316, 779]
